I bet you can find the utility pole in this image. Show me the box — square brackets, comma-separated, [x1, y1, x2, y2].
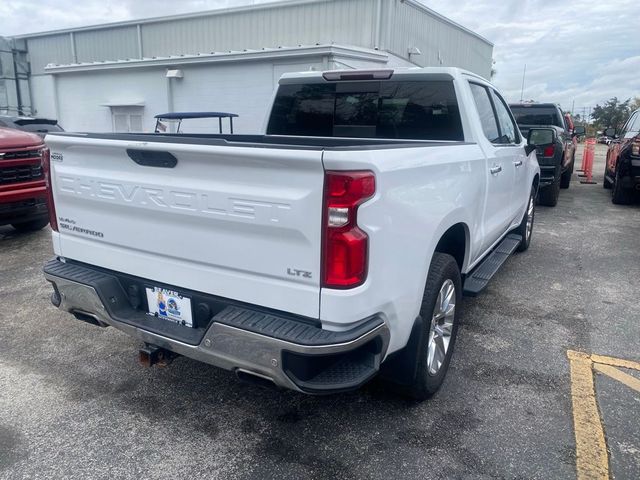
[571, 100, 575, 117]
[519, 64, 526, 102]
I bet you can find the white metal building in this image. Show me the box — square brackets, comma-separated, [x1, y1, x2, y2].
[3, 0, 493, 134]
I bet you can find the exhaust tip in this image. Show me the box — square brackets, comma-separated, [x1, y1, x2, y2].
[235, 369, 279, 390]
[71, 310, 108, 328]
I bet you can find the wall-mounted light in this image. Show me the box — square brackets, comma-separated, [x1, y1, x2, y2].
[166, 69, 183, 78]
[407, 46, 421, 60]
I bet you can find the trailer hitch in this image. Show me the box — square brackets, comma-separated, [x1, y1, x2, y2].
[139, 343, 178, 368]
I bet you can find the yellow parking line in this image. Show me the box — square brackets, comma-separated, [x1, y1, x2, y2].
[593, 363, 640, 393]
[591, 354, 640, 372]
[566, 350, 610, 480]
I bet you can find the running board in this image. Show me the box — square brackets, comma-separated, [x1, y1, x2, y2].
[463, 233, 522, 297]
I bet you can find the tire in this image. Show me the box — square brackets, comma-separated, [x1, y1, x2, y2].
[611, 167, 633, 205]
[11, 219, 49, 232]
[603, 154, 613, 189]
[538, 177, 560, 207]
[603, 167, 613, 189]
[403, 253, 462, 400]
[560, 154, 573, 189]
[515, 185, 536, 252]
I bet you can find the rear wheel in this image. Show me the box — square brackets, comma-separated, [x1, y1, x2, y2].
[538, 177, 560, 207]
[11, 219, 49, 232]
[515, 186, 536, 252]
[403, 253, 461, 400]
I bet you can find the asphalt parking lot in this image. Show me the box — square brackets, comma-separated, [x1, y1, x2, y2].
[1, 144, 638, 480]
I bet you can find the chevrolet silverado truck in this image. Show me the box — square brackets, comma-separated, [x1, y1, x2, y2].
[0, 127, 49, 232]
[603, 109, 640, 204]
[510, 103, 584, 206]
[43, 68, 542, 399]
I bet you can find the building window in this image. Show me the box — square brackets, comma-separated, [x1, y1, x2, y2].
[110, 106, 144, 133]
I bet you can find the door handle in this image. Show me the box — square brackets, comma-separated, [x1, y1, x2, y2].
[514, 160, 523, 167]
[490, 165, 502, 175]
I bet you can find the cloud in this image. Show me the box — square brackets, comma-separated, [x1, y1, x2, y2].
[422, 0, 638, 113]
[1, 0, 636, 115]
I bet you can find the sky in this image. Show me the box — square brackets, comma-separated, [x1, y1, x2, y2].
[1, 0, 637, 116]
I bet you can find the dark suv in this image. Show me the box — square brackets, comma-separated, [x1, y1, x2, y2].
[0, 115, 63, 139]
[603, 108, 640, 204]
[509, 103, 583, 206]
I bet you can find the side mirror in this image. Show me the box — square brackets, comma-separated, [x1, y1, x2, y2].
[573, 125, 586, 136]
[604, 127, 616, 138]
[526, 128, 556, 155]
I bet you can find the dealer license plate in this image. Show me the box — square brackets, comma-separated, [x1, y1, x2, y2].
[145, 287, 193, 327]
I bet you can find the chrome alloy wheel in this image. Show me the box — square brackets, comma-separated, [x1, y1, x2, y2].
[525, 194, 535, 241]
[427, 279, 456, 375]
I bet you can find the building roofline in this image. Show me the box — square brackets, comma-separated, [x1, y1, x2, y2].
[9, 0, 330, 39]
[10, 0, 493, 48]
[403, 0, 493, 47]
[42, 44, 389, 74]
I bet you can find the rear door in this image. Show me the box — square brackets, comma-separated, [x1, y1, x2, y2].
[46, 135, 325, 319]
[469, 83, 516, 252]
[489, 89, 527, 221]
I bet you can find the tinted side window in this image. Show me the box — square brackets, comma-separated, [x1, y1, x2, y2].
[469, 83, 500, 143]
[627, 112, 640, 133]
[18, 123, 64, 133]
[490, 90, 519, 144]
[266, 80, 463, 140]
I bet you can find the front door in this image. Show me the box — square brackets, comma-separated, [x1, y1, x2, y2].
[468, 83, 517, 255]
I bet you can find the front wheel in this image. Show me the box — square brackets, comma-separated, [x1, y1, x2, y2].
[515, 186, 536, 252]
[611, 167, 633, 205]
[404, 253, 461, 400]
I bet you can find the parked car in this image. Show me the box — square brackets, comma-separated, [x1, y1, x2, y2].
[603, 108, 640, 204]
[0, 115, 64, 139]
[0, 127, 49, 232]
[509, 103, 584, 206]
[43, 68, 544, 399]
[598, 135, 612, 145]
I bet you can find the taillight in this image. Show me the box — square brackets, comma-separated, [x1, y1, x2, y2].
[42, 148, 58, 232]
[322, 171, 375, 288]
[543, 145, 555, 157]
[631, 138, 640, 157]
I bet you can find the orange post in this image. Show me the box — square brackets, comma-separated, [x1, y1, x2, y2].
[577, 142, 588, 173]
[580, 138, 597, 184]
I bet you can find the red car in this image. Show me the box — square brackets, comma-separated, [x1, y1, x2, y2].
[0, 127, 50, 232]
[604, 109, 640, 204]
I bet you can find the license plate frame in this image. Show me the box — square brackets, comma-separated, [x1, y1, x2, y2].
[145, 286, 194, 327]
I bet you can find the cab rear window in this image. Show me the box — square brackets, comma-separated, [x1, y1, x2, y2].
[267, 80, 463, 141]
[510, 106, 563, 128]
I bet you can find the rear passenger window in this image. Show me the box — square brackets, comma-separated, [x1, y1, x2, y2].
[469, 83, 500, 143]
[490, 90, 519, 144]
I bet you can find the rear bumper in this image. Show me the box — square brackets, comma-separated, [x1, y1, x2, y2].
[43, 258, 389, 394]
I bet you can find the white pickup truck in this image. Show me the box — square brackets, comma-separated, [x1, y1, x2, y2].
[43, 68, 543, 399]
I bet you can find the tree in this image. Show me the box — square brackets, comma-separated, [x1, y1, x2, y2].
[631, 97, 640, 112]
[591, 97, 631, 130]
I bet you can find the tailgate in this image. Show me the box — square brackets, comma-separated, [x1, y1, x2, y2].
[46, 135, 324, 318]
